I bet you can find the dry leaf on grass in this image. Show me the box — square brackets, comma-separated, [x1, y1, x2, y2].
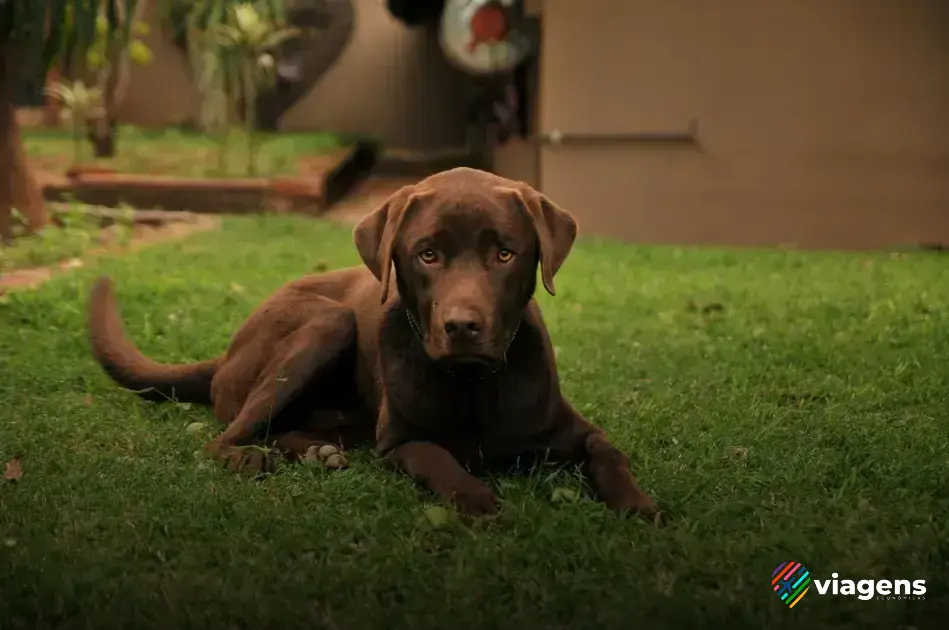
[423, 506, 452, 529]
[551, 487, 580, 504]
[2, 457, 23, 482]
[185, 422, 208, 435]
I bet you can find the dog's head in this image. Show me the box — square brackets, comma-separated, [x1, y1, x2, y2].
[354, 168, 577, 372]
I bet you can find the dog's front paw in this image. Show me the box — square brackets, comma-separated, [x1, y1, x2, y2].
[211, 444, 279, 475]
[610, 489, 664, 525]
[303, 443, 349, 469]
[590, 459, 663, 524]
[443, 477, 500, 518]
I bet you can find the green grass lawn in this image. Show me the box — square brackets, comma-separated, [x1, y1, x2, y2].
[24, 126, 347, 179]
[1, 216, 947, 629]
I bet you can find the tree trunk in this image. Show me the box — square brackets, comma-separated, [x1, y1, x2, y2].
[43, 67, 62, 128]
[88, 42, 121, 159]
[0, 41, 47, 242]
[88, 102, 118, 158]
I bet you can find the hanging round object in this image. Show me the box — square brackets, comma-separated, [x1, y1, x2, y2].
[438, 0, 535, 76]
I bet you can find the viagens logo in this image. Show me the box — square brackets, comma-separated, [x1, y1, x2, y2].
[813, 573, 927, 601]
[773, 562, 927, 607]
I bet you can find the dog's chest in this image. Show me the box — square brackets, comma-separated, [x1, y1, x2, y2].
[406, 375, 546, 464]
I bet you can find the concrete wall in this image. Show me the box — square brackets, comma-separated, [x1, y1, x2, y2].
[115, 1, 197, 127]
[496, 0, 949, 249]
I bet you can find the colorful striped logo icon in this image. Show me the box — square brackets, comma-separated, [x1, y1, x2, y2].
[772, 562, 811, 608]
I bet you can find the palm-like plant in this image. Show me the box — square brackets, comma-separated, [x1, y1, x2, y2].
[44, 79, 105, 169]
[211, 1, 299, 175]
[186, 0, 232, 136]
[160, 0, 293, 175]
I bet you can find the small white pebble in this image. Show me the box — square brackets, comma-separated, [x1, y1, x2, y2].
[317, 444, 338, 459]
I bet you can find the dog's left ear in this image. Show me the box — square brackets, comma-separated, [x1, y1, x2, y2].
[353, 185, 432, 303]
[496, 185, 578, 296]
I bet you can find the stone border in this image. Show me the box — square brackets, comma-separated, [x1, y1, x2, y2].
[38, 141, 380, 216]
[44, 173, 324, 215]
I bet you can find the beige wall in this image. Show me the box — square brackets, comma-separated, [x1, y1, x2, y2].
[119, 0, 472, 151]
[116, 1, 198, 127]
[499, 0, 949, 249]
[493, 139, 538, 188]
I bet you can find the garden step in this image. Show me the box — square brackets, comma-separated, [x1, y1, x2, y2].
[34, 139, 378, 217]
[375, 146, 480, 177]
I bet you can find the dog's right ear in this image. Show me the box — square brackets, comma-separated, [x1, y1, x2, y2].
[353, 185, 430, 303]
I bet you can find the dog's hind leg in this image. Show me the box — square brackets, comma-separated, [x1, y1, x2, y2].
[206, 301, 356, 474]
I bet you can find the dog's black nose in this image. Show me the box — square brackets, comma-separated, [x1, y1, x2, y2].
[443, 308, 484, 339]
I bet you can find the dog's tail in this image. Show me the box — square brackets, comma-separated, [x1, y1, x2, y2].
[88, 276, 222, 405]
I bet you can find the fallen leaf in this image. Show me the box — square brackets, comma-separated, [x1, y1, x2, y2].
[551, 487, 580, 504]
[2, 457, 23, 482]
[3, 538, 15, 548]
[82, 394, 94, 406]
[185, 422, 208, 435]
[729, 446, 749, 461]
[229, 282, 245, 294]
[423, 506, 452, 529]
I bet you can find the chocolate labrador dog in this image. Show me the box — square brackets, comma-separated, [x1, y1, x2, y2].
[88, 167, 660, 520]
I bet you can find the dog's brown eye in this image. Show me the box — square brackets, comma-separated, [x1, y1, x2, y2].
[418, 249, 438, 265]
[497, 248, 515, 263]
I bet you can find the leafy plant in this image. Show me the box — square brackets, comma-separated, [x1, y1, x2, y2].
[162, 0, 295, 176]
[43, 79, 105, 167]
[184, 0, 239, 170]
[210, 1, 299, 175]
[83, 0, 155, 157]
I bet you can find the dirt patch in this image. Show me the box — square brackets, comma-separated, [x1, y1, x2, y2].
[0, 212, 219, 295]
[321, 176, 420, 225]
